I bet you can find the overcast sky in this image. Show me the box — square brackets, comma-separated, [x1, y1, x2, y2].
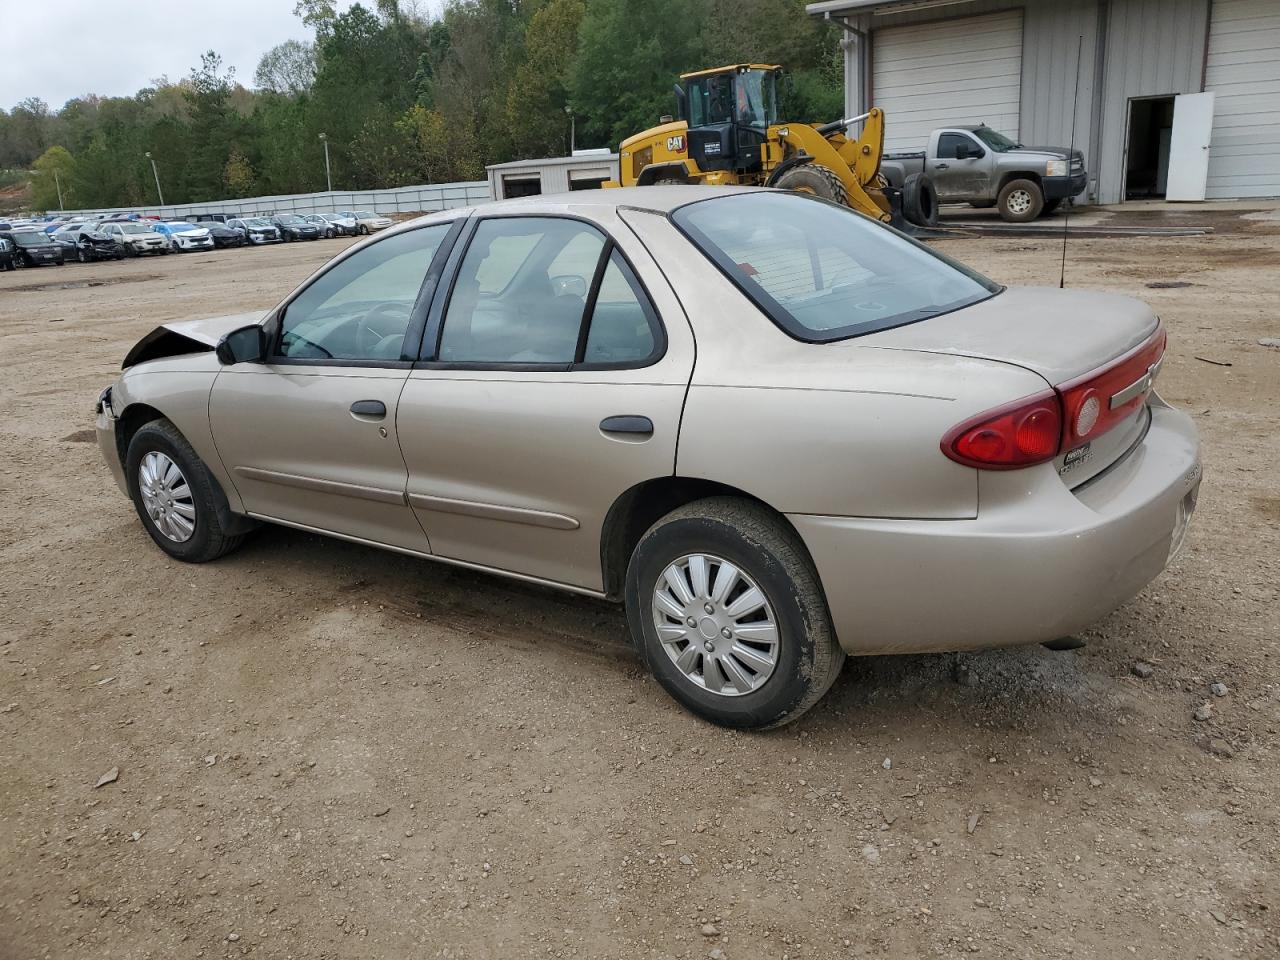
[0, 1, 359, 112]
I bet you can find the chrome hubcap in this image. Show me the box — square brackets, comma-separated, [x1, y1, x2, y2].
[652, 553, 779, 696]
[1008, 189, 1033, 214]
[138, 451, 196, 543]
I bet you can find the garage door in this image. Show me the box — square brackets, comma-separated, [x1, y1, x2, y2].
[873, 10, 1023, 152]
[1204, 0, 1280, 198]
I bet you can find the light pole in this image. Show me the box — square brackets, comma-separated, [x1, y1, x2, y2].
[319, 133, 332, 192]
[564, 104, 575, 154]
[53, 169, 65, 210]
[144, 152, 165, 206]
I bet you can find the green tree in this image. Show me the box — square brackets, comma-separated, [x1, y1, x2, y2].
[31, 145, 75, 209]
[506, 0, 585, 156]
[224, 147, 257, 196]
[254, 39, 318, 95]
[569, 0, 711, 150]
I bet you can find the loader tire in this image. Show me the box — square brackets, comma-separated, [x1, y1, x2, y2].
[653, 174, 690, 186]
[903, 172, 939, 227]
[772, 164, 849, 207]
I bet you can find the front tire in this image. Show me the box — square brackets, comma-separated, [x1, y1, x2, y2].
[997, 178, 1044, 222]
[772, 164, 850, 207]
[125, 419, 247, 563]
[625, 497, 844, 729]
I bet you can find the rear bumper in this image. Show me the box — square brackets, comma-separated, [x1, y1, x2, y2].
[791, 401, 1200, 655]
[1043, 172, 1087, 200]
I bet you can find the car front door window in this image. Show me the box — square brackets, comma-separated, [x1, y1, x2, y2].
[277, 224, 452, 363]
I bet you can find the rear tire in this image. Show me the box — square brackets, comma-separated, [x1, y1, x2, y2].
[625, 497, 844, 729]
[997, 178, 1044, 222]
[125, 419, 248, 563]
[771, 164, 850, 207]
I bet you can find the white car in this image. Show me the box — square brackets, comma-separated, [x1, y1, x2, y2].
[98, 222, 170, 256]
[158, 222, 215, 252]
[339, 209, 393, 234]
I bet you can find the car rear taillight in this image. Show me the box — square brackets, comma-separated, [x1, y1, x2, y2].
[942, 391, 1064, 470]
[1058, 325, 1166, 447]
[942, 323, 1167, 470]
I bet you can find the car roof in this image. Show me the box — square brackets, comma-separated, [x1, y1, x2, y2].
[394, 185, 757, 234]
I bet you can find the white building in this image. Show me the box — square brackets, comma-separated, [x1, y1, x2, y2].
[486, 151, 620, 201]
[807, 0, 1279, 203]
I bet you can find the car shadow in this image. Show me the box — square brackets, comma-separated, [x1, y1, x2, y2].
[225, 523, 1126, 738]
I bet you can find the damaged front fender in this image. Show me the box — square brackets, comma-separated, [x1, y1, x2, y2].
[122, 312, 266, 369]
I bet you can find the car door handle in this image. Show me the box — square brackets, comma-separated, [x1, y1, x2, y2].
[350, 400, 387, 420]
[600, 415, 653, 437]
[935, 162, 949, 169]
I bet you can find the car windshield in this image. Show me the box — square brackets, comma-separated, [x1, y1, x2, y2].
[971, 126, 1022, 152]
[354, 210, 375, 218]
[11, 231, 51, 247]
[277, 215, 303, 224]
[119, 223, 153, 234]
[168, 223, 199, 231]
[672, 192, 1000, 342]
[245, 218, 272, 227]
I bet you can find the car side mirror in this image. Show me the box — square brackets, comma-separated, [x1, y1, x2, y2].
[551, 275, 588, 299]
[215, 324, 268, 365]
[953, 143, 970, 159]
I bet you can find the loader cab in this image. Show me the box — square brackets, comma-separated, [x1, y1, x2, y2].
[678, 64, 780, 176]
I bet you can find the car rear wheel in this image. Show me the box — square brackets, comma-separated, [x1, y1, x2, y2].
[997, 178, 1044, 222]
[125, 419, 248, 563]
[625, 497, 844, 729]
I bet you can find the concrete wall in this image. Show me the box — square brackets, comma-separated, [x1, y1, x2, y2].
[57, 181, 490, 221]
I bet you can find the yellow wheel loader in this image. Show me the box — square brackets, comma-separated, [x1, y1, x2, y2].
[613, 64, 937, 229]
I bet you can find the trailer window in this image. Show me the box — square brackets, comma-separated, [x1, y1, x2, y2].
[672, 192, 1000, 342]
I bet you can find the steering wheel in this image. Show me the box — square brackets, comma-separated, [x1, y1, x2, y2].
[355, 301, 411, 356]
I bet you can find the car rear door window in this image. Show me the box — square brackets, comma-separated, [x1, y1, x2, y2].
[583, 252, 657, 364]
[435, 217, 663, 368]
[277, 224, 452, 363]
[438, 218, 603, 364]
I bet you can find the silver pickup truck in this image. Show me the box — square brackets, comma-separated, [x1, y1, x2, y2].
[882, 125, 1087, 223]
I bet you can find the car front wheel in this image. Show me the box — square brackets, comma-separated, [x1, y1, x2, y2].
[125, 419, 248, 563]
[625, 497, 844, 729]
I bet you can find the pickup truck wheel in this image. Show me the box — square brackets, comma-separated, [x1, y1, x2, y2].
[998, 179, 1044, 222]
[771, 164, 850, 207]
[625, 497, 845, 729]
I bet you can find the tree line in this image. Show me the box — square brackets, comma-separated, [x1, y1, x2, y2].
[0, 0, 844, 212]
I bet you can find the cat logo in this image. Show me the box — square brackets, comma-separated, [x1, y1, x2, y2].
[666, 135, 686, 153]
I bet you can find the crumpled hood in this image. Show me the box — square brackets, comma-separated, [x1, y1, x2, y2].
[122, 312, 265, 368]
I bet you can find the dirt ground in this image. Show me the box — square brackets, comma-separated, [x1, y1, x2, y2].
[1, 211, 1277, 960]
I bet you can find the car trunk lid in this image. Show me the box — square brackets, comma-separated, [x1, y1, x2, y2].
[862, 287, 1165, 486]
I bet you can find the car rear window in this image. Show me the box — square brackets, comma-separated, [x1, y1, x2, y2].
[671, 192, 999, 342]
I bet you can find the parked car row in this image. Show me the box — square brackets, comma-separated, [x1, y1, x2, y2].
[0, 210, 394, 269]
